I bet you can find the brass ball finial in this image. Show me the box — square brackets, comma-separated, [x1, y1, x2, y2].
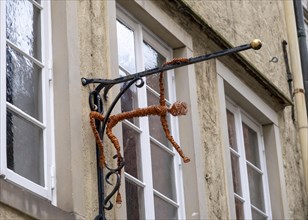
[251, 39, 262, 50]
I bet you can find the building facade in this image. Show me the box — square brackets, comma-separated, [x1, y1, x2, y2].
[0, 0, 307, 219]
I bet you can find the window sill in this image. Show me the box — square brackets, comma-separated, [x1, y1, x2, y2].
[0, 179, 82, 219]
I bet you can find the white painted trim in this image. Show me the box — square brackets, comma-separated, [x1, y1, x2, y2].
[124, 173, 146, 188]
[217, 61, 278, 125]
[5, 169, 49, 198]
[6, 102, 45, 129]
[29, 0, 43, 10]
[218, 75, 237, 219]
[6, 40, 44, 68]
[42, 0, 55, 204]
[150, 137, 176, 156]
[0, 0, 7, 177]
[153, 189, 180, 208]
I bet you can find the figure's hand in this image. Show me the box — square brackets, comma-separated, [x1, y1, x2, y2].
[168, 101, 188, 116]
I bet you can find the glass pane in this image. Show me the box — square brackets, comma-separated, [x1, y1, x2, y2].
[116, 20, 136, 74]
[125, 179, 145, 220]
[230, 153, 242, 196]
[121, 80, 139, 126]
[6, 46, 42, 121]
[143, 41, 168, 96]
[226, 110, 238, 151]
[154, 195, 178, 220]
[122, 124, 142, 180]
[251, 208, 267, 220]
[147, 89, 169, 146]
[6, 0, 41, 60]
[151, 142, 176, 200]
[235, 197, 245, 220]
[247, 165, 265, 211]
[6, 110, 44, 186]
[242, 123, 260, 168]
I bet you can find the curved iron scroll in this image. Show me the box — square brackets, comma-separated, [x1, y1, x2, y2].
[89, 77, 144, 220]
[82, 39, 262, 220]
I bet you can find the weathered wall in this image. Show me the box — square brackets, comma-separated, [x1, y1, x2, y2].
[181, 0, 290, 97]
[78, 0, 118, 219]
[0, 203, 33, 220]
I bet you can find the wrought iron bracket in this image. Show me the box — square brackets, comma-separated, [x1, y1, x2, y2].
[81, 39, 262, 220]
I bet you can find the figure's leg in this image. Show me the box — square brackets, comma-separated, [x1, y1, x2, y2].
[89, 111, 106, 167]
[106, 121, 123, 167]
[160, 114, 190, 163]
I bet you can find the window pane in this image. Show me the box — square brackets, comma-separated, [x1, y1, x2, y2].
[147, 89, 169, 146]
[151, 142, 176, 200]
[6, 110, 44, 186]
[6, 0, 41, 60]
[242, 123, 260, 168]
[251, 208, 267, 220]
[6, 46, 42, 121]
[247, 165, 265, 211]
[116, 20, 136, 74]
[121, 80, 139, 126]
[125, 179, 145, 220]
[154, 195, 178, 220]
[122, 124, 142, 180]
[226, 110, 238, 151]
[235, 197, 245, 220]
[143, 41, 168, 96]
[230, 153, 242, 196]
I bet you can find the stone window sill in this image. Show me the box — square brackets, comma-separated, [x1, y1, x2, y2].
[0, 179, 82, 219]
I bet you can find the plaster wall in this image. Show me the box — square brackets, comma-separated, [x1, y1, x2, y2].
[181, 0, 290, 98]
[78, 0, 118, 219]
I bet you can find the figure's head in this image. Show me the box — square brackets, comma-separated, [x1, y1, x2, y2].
[168, 101, 188, 116]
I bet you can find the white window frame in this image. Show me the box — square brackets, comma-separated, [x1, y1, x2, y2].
[117, 7, 185, 219]
[226, 99, 272, 219]
[0, 0, 54, 201]
[217, 60, 289, 219]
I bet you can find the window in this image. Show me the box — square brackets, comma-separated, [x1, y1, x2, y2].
[226, 100, 271, 219]
[116, 8, 185, 219]
[0, 0, 53, 199]
[217, 61, 289, 219]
